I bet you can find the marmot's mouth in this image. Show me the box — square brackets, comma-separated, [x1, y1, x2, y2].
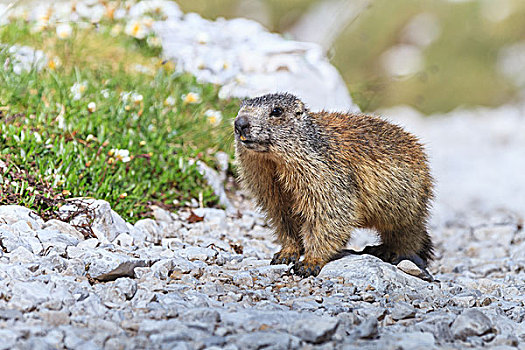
[238, 138, 269, 152]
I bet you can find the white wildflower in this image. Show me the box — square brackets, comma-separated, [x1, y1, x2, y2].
[48, 56, 61, 70]
[146, 36, 161, 48]
[109, 149, 131, 163]
[56, 23, 73, 39]
[120, 91, 131, 102]
[204, 109, 222, 126]
[87, 102, 96, 113]
[164, 96, 176, 106]
[131, 93, 143, 105]
[101, 89, 110, 98]
[70, 81, 87, 101]
[125, 19, 148, 39]
[182, 92, 201, 104]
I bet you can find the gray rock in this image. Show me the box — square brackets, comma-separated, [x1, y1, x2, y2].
[37, 228, 80, 249]
[227, 331, 301, 350]
[0, 329, 19, 350]
[181, 308, 221, 323]
[96, 277, 138, 304]
[0, 308, 22, 320]
[319, 255, 429, 294]
[357, 318, 379, 339]
[42, 329, 65, 349]
[391, 302, 416, 321]
[59, 199, 129, 243]
[67, 246, 150, 281]
[290, 316, 339, 344]
[450, 309, 493, 340]
[379, 331, 436, 349]
[150, 256, 196, 280]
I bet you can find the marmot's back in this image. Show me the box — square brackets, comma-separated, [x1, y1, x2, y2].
[314, 112, 433, 230]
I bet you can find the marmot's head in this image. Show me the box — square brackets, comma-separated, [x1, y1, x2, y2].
[234, 93, 307, 153]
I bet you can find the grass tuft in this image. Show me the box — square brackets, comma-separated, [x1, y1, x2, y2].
[0, 19, 238, 222]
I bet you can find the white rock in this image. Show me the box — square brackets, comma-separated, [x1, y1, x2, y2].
[150, 206, 175, 225]
[0, 205, 43, 229]
[196, 161, 235, 214]
[128, 0, 182, 19]
[134, 218, 161, 243]
[180, 246, 218, 262]
[59, 199, 129, 242]
[42, 219, 85, 240]
[9, 281, 53, 312]
[114, 233, 134, 247]
[396, 260, 422, 277]
[0, 226, 42, 254]
[232, 272, 253, 287]
[319, 255, 429, 293]
[8, 246, 36, 264]
[77, 238, 100, 249]
[37, 229, 80, 249]
[192, 208, 227, 230]
[154, 15, 357, 112]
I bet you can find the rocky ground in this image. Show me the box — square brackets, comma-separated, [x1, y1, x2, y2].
[0, 197, 524, 349]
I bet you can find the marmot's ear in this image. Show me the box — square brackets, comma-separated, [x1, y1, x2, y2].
[295, 100, 306, 116]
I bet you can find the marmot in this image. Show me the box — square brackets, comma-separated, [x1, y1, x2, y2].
[234, 93, 434, 277]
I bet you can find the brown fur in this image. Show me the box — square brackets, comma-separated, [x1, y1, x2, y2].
[234, 93, 434, 277]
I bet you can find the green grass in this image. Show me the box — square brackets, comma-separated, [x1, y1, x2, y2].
[0, 19, 239, 222]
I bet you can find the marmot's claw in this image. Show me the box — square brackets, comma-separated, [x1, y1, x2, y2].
[292, 261, 322, 277]
[271, 251, 299, 265]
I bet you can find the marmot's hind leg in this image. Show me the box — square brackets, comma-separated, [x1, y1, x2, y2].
[362, 225, 434, 269]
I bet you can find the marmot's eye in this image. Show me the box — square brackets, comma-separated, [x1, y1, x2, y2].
[270, 107, 283, 117]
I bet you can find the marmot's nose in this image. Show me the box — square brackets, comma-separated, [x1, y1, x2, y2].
[234, 115, 250, 137]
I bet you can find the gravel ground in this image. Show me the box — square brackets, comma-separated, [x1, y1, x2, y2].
[0, 196, 524, 349]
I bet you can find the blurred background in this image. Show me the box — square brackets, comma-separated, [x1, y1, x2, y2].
[1, 0, 524, 221]
[178, 0, 525, 114]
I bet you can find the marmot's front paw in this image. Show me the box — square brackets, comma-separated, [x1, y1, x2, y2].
[270, 250, 300, 265]
[292, 260, 322, 277]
